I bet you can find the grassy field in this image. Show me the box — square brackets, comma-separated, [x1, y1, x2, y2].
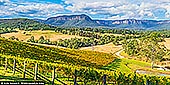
[102, 57, 170, 76]
[116, 49, 170, 74]
[159, 38, 170, 50]
[80, 43, 122, 54]
[102, 58, 151, 73]
[1, 30, 85, 42]
[97, 33, 138, 37]
[163, 38, 170, 50]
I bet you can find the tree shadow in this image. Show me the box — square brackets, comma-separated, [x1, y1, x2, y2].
[101, 58, 121, 70]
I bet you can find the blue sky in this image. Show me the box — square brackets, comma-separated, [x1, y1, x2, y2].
[0, 0, 170, 20]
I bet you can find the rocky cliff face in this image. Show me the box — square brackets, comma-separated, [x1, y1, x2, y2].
[38, 14, 170, 30]
[46, 14, 92, 21]
[112, 19, 143, 24]
[44, 14, 96, 26]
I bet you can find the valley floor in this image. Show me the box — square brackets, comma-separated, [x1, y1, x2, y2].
[1, 30, 170, 77]
[1, 30, 85, 42]
[80, 43, 122, 54]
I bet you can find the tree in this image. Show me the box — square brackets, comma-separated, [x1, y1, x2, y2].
[122, 39, 139, 56]
[123, 33, 168, 69]
[27, 36, 35, 42]
[38, 36, 45, 44]
[139, 37, 167, 69]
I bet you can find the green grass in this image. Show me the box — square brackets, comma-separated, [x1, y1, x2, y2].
[120, 51, 130, 58]
[104, 50, 170, 75]
[102, 58, 151, 73]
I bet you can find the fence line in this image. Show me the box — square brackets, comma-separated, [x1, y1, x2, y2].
[0, 57, 162, 85]
[2, 57, 67, 85]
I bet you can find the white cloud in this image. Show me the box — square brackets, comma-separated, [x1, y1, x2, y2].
[0, 0, 9, 2]
[11, 3, 64, 16]
[106, 15, 121, 20]
[64, 0, 170, 20]
[0, 1, 64, 19]
[0, 0, 170, 20]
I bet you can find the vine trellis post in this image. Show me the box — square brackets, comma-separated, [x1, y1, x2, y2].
[52, 66, 56, 85]
[5, 58, 8, 71]
[146, 79, 150, 85]
[34, 63, 38, 80]
[103, 74, 107, 85]
[23, 61, 26, 79]
[74, 69, 77, 85]
[13, 59, 16, 75]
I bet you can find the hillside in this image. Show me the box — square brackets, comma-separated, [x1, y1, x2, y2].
[0, 15, 170, 30]
[0, 18, 53, 31]
[0, 35, 170, 84]
[44, 14, 98, 27]
[0, 38, 116, 68]
[40, 14, 170, 30]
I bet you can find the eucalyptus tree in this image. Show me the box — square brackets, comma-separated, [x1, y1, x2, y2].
[139, 35, 167, 69]
[123, 32, 168, 69]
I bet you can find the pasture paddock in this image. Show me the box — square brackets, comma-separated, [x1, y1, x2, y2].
[1, 30, 85, 42]
[80, 43, 122, 54]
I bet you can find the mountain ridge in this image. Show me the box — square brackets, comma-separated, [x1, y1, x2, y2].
[0, 14, 170, 30]
[38, 14, 170, 30]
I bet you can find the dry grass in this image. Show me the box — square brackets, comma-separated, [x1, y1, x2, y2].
[96, 33, 123, 36]
[101, 33, 123, 36]
[97, 33, 138, 37]
[1, 30, 85, 41]
[80, 43, 122, 54]
[163, 38, 170, 50]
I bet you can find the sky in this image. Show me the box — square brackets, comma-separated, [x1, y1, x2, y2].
[0, 0, 170, 20]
